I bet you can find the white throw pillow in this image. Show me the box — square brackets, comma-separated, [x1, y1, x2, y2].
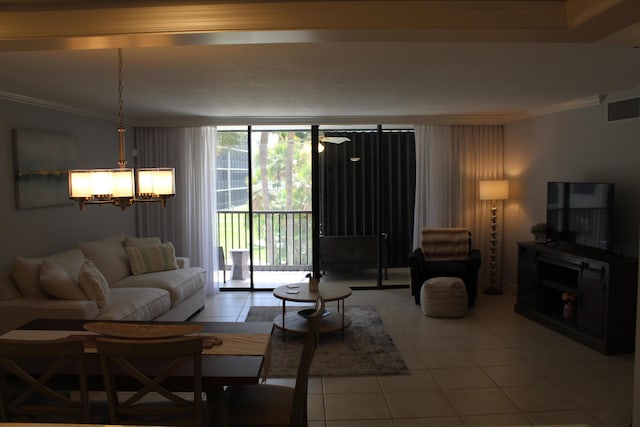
[11, 256, 48, 299]
[78, 234, 130, 285]
[125, 242, 179, 275]
[78, 260, 110, 308]
[46, 248, 87, 282]
[39, 258, 87, 300]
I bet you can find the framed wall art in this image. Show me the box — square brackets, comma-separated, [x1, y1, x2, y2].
[13, 128, 77, 209]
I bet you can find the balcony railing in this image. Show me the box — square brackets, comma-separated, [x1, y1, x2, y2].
[217, 210, 313, 271]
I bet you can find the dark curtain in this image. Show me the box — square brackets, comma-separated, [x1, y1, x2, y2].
[321, 130, 415, 267]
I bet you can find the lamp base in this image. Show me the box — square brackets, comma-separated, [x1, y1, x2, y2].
[484, 287, 503, 295]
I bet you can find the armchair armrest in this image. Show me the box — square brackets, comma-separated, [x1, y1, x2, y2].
[468, 249, 482, 270]
[175, 257, 189, 269]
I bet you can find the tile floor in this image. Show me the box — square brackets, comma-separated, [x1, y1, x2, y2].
[198, 286, 635, 427]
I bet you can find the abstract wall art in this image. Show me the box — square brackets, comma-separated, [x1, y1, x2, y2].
[13, 128, 77, 209]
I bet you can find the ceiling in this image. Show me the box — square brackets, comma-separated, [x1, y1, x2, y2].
[0, 0, 639, 126]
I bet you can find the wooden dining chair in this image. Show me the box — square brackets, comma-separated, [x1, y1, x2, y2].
[223, 296, 325, 427]
[95, 335, 204, 427]
[0, 336, 90, 423]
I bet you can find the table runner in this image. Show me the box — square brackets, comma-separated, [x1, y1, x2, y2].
[0, 330, 271, 357]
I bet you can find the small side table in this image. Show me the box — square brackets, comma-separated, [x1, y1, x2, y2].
[273, 283, 352, 339]
[230, 249, 250, 280]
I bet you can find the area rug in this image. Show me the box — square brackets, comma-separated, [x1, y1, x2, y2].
[245, 305, 408, 377]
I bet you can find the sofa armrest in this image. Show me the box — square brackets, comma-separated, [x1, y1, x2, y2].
[175, 257, 189, 269]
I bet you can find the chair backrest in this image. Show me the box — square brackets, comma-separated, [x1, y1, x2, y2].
[290, 296, 325, 427]
[95, 335, 203, 427]
[0, 336, 89, 423]
[421, 227, 471, 261]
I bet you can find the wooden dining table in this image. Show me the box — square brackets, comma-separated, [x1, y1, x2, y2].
[3, 318, 274, 387]
[1, 318, 275, 427]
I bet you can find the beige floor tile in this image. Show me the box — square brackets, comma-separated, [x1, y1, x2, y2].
[467, 348, 529, 367]
[501, 384, 582, 412]
[384, 390, 456, 418]
[324, 393, 390, 420]
[418, 349, 478, 369]
[326, 420, 394, 427]
[377, 370, 439, 393]
[524, 409, 606, 427]
[443, 388, 519, 416]
[460, 412, 532, 426]
[393, 416, 464, 426]
[589, 406, 633, 427]
[483, 365, 551, 387]
[308, 393, 325, 421]
[322, 376, 381, 394]
[430, 367, 496, 389]
[558, 381, 633, 409]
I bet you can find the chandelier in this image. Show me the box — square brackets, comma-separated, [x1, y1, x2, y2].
[68, 48, 175, 211]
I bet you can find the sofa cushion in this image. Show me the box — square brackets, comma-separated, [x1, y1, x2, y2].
[78, 234, 130, 285]
[112, 267, 205, 306]
[124, 236, 162, 247]
[11, 257, 48, 299]
[39, 258, 87, 300]
[96, 287, 171, 321]
[125, 242, 178, 275]
[45, 248, 87, 282]
[0, 274, 22, 301]
[78, 260, 110, 308]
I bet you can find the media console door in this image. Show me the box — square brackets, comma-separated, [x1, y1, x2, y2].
[515, 242, 638, 355]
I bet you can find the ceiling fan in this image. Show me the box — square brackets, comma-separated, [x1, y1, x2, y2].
[319, 135, 350, 144]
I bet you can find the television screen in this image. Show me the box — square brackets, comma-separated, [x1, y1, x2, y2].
[546, 182, 614, 251]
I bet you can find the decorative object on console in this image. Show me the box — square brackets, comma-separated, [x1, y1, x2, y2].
[479, 179, 509, 295]
[68, 48, 175, 210]
[530, 222, 547, 243]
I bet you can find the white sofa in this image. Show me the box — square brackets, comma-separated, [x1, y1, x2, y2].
[0, 234, 206, 332]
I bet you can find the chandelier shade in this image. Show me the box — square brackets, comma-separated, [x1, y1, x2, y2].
[68, 48, 175, 210]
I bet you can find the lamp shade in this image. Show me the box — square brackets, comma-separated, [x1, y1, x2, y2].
[68, 169, 134, 199]
[479, 180, 509, 201]
[137, 168, 175, 197]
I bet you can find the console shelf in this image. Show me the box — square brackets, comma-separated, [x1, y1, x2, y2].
[515, 242, 638, 354]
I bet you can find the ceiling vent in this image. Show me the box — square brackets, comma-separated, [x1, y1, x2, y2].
[607, 97, 640, 122]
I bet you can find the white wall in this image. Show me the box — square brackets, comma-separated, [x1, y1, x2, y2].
[0, 100, 136, 272]
[503, 88, 640, 287]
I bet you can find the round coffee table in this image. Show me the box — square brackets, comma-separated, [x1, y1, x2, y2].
[272, 282, 352, 338]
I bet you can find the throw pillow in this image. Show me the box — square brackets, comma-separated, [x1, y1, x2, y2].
[77, 234, 130, 285]
[124, 236, 162, 247]
[78, 260, 110, 308]
[11, 256, 48, 299]
[39, 258, 87, 300]
[46, 248, 87, 282]
[125, 242, 179, 275]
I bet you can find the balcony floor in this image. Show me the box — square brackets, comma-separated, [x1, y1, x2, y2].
[216, 267, 410, 290]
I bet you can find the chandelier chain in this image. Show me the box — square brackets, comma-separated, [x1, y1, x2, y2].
[118, 48, 124, 128]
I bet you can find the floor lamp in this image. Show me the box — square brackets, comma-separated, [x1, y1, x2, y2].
[479, 180, 509, 295]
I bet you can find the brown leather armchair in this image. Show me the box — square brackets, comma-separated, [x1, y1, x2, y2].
[408, 227, 481, 306]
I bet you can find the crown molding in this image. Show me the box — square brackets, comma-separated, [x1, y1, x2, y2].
[504, 95, 604, 122]
[0, 90, 111, 120]
[0, 89, 603, 127]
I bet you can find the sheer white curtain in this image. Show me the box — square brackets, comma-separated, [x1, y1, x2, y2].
[413, 124, 504, 289]
[134, 126, 218, 295]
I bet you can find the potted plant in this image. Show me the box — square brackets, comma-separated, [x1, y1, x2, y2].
[530, 222, 547, 243]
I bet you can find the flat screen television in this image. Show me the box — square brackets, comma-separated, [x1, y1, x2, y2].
[546, 182, 614, 251]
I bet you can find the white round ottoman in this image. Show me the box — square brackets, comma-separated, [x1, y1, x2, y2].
[420, 277, 468, 317]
